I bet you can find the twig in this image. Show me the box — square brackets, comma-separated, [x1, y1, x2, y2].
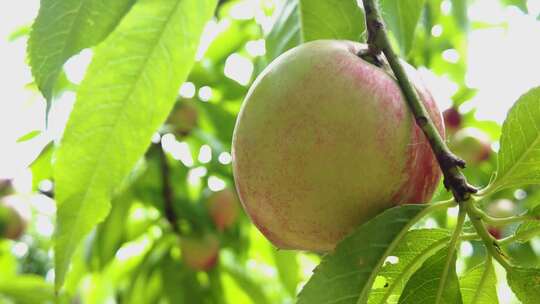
[360, 0, 477, 203]
[436, 205, 466, 302]
[360, 0, 512, 268]
[157, 143, 181, 235]
[465, 202, 512, 269]
[468, 205, 536, 226]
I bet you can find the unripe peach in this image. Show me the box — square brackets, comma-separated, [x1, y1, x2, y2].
[207, 189, 239, 231]
[0, 201, 26, 240]
[167, 100, 198, 137]
[449, 127, 491, 165]
[232, 40, 444, 251]
[180, 234, 219, 271]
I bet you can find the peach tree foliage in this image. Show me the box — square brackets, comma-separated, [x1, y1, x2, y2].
[15, 0, 540, 303]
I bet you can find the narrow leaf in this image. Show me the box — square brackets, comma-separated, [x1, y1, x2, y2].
[368, 229, 451, 304]
[266, 0, 364, 61]
[507, 267, 540, 304]
[0, 275, 54, 304]
[398, 247, 463, 304]
[54, 0, 217, 290]
[490, 87, 540, 192]
[460, 260, 498, 304]
[380, 0, 426, 55]
[297, 204, 429, 304]
[266, 0, 301, 61]
[451, 0, 468, 30]
[273, 250, 301, 296]
[28, 0, 135, 103]
[501, 0, 528, 13]
[16, 130, 41, 143]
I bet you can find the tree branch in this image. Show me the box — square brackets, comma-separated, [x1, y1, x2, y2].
[360, 0, 515, 269]
[360, 0, 477, 203]
[157, 143, 181, 235]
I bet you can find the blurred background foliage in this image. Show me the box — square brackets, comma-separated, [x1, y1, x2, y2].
[1, 0, 540, 303]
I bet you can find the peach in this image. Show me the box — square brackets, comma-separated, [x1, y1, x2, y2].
[232, 40, 444, 251]
[0, 202, 26, 240]
[180, 233, 219, 271]
[449, 127, 491, 165]
[167, 100, 198, 137]
[207, 189, 239, 231]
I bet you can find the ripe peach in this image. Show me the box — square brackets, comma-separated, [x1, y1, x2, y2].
[232, 40, 444, 251]
[443, 107, 462, 134]
[180, 233, 219, 271]
[207, 189, 239, 231]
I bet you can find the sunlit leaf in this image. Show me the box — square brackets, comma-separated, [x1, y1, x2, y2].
[53, 0, 217, 290]
[501, 0, 528, 13]
[513, 205, 540, 243]
[507, 267, 540, 304]
[266, 0, 364, 61]
[273, 250, 301, 296]
[380, 0, 426, 55]
[451, 0, 468, 30]
[297, 204, 429, 304]
[368, 229, 451, 304]
[0, 275, 54, 304]
[398, 247, 463, 304]
[28, 0, 135, 104]
[460, 260, 498, 304]
[15, 130, 41, 143]
[222, 262, 271, 304]
[488, 87, 540, 192]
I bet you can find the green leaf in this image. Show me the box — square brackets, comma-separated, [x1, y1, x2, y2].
[222, 262, 271, 304]
[398, 247, 463, 304]
[460, 260, 498, 304]
[28, 0, 135, 103]
[30, 143, 54, 191]
[53, 0, 217, 290]
[265, 1, 301, 61]
[273, 250, 301, 296]
[299, 1, 364, 42]
[501, 0, 528, 13]
[0, 275, 54, 304]
[507, 267, 540, 303]
[297, 204, 429, 304]
[514, 221, 540, 243]
[266, 0, 364, 61]
[451, 0, 468, 30]
[368, 229, 451, 304]
[15, 130, 41, 143]
[489, 87, 540, 192]
[380, 0, 426, 55]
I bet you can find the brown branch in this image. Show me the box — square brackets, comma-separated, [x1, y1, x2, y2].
[360, 0, 477, 202]
[157, 143, 181, 234]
